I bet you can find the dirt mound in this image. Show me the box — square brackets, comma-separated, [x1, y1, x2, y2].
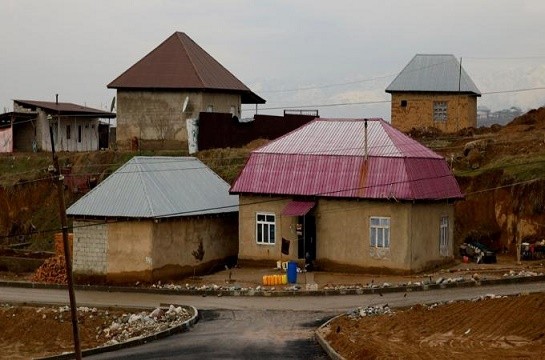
[323, 292, 545, 359]
[0, 304, 192, 359]
[505, 107, 545, 129]
[407, 126, 443, 139]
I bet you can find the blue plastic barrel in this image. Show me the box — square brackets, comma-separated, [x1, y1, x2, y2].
[287, 261, 298, 284]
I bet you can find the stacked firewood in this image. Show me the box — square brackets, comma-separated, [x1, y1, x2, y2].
[32, 255, 67, 284]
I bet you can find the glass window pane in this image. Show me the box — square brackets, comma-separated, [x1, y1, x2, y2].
[384, 228, 390, 247]
[257, 214, 265, 221]
[270, 225, 275, 243]
[266, 215, 274, 222]
[370, 228, 376, 247]
[377, 229, 383, 247]
[257, 224, 263, 242]
[371, 218, 380, 226]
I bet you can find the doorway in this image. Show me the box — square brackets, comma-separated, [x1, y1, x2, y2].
[297, 215, 316, 261]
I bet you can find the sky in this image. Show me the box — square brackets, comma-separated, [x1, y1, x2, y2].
[2, 0, 545, 120]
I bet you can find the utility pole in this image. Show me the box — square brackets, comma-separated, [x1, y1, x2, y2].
[47, 115, 82, 360]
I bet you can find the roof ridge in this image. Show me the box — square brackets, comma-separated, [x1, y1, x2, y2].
[133, 157, 156, 217]
[175, 32, 206, 88]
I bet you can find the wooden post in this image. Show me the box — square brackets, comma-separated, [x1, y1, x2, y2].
[48, 118, 82, 359]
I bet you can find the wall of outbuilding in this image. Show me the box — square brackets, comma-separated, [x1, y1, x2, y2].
[390, 92, 477, 133]
[115, 90, 240, 149]
[72, 214, 238, 284]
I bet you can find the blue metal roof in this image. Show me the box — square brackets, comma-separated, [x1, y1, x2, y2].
[67, 156, 238, 218]
[386, 54, 481, 95]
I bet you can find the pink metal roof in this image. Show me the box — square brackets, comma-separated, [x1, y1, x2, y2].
[231, 118, 462, 201]
[281, 201, 316, 216]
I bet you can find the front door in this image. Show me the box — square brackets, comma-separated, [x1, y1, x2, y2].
[297, 215, 316, 260]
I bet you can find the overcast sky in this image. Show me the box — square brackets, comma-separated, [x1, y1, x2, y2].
[2, 0, 545, 120]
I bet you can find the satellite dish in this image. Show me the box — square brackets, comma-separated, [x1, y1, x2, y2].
[182, 96, 190, 113]
[110, 96, 116, 112]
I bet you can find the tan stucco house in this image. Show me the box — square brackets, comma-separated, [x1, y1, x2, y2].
[67, 156, 239, 284]
[0, 99, 115, 152]
[230, 118, 463, 273]
[108, 32, 265, 150]
[386, 54, 481, 133]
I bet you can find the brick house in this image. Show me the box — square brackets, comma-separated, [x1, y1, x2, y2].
[386, 54, 481, 133]
[230, 118, 463, 273]
[108, 32, 265, 150]
[67, 156, 239, 283]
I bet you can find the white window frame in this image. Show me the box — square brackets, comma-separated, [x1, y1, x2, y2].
[370, 216, 390, 248]
[256, 213, 276, 245]
[440, 216, 449, 256]
[433, 101, 448, 121]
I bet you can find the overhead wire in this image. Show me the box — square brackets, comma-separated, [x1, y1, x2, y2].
[2, 168, 545, 242]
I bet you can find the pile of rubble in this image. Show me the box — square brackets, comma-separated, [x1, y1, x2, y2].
[100, 304, 192, 346]
[503, 269, 542, 278]
[348, 304, 393, 319]
[32, 255, 67, 284]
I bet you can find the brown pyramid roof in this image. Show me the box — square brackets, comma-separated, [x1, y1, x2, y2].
[108, 32, 265, 104]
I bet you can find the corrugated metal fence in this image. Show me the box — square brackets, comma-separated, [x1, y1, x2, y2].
[197, 112, 317, 150]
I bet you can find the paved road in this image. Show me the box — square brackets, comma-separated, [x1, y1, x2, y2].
[2, 282, 545, 311]
[89, 309, 333, 360]
[2, 282, 545, 359]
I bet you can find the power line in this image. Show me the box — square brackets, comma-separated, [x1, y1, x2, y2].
[3, 170, 545, 242]
[242, 86, 545, 113]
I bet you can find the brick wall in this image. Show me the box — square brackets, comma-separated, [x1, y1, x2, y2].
[72, 220, 108, 275]
[391, 92, 477, 133]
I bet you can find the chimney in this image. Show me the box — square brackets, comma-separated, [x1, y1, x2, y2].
[56, 94, 58, 105]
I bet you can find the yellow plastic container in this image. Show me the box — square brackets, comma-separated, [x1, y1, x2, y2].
[263, 274, 288, 286]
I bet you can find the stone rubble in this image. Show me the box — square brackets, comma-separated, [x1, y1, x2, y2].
[25, 304, 192, 347]
[503, 270, 542, 277]
[101, 304, 191, 346]
[348, 304, 393, 319]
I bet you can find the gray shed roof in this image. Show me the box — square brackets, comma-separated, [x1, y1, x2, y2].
[386, 54, 481, 95]
[67, 156, 238, 218]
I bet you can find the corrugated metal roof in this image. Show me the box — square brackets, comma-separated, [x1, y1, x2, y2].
[230, 118, 462, 201]
[14, 100, 116, 118]
[281, 201, 315, 216]
[255, 118, 442, 158]
[107, 32, 265, 104]
[67, 156, 238, 218]
[385, 54, 481, 95]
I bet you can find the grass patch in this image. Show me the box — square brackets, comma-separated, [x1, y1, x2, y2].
[455, 153, 545, 182]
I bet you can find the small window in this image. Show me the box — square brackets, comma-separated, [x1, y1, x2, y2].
[370, 216, 390, 248]
[256, 213, 276, 245]
[66, 125, 71, 140]
[440, 216, 449, 256]
[433, 101, 448, 121]
[77, 125, 82, 143]
[400, 100, 407, 107]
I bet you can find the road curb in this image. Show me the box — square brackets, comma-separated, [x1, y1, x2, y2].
[315, 314, 346, 360]
[34, 305, 199, 360]
[2, 274, 545, 297]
